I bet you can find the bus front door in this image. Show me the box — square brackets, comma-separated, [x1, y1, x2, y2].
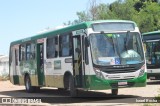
[72, 35, 84, 88]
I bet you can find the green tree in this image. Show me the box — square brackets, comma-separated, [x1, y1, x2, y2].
[135, 1, 160, 32]
[76, 11, 90, 22]
[109, 0, 160, 32]
[108, 0, 138, 20]
[64, 0, 160, 32]
[73, 0, 110, 22]
[96, 4, 111, 20]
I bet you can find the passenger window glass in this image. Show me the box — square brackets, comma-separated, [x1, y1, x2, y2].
[20, 45, 25, 61]
[15, 49, 18, 65]
[31, 43, 36, 59]
[26, 43, 31, 60]
[46, 36, 58, 58]
[59, 34, 72, 57]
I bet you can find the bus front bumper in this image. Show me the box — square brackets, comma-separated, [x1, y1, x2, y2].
[87, 72, 147, 90]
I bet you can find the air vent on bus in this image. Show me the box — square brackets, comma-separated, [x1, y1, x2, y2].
[101, 66, 137, 74]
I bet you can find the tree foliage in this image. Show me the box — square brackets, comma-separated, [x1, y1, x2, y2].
[69, 0, 160, 33]
[136, 1, 160, 32]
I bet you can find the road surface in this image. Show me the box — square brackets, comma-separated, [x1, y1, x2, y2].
[0, 80, 160, 106]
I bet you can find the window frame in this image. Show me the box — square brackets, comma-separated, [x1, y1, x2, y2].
[59, 33, 72, 57]
[46, 36, 58, 59]
[19, 44, 26, 61]
[19, 41, 36, 61]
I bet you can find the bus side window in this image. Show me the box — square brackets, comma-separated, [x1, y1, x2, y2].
[69, 34, 72, 56]
[31, 43, 36, 59]
[15, 49, 18, 66]
[46, 36, 58, 58]
[9, 47, 12, 64]
[19, 45, 21, 61]
[19, 44, 25, 61]
[26, 43, 31, 60]
[55, 36, 58, 57]
[59, 33, 72, 57]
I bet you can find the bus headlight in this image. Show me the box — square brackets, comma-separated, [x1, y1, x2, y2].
[93, 68, 105, 79]
[138, 65, 145, 77]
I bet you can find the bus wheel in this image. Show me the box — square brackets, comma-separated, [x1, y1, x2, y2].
[58, 88, 65, 91]
[64, 75, 70, 90]
[111, 89, 118, 95]
[35, 87, 40, 92]
[25, 75, 34, 93]
[69, 76, 78, 97]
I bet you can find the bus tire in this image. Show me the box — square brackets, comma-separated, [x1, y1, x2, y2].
[64, 72, 71, 90]
[34, 86, 40, 92]
[111, 89, 118, 95]
[69, 75, 78, 97]
[64, 75, 69, 90]
[25, 75, 35, 93]
[58, 88, 65, 91]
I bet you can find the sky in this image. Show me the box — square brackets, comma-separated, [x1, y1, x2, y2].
[0, 0, 116, 55]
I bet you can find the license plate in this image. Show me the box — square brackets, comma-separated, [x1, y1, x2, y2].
[118, 82, 127, 86]
[149, 77, 155, 80]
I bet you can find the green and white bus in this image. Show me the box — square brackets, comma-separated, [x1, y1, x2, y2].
[9, 20, 146, 97]
[143, 31, 160, 80]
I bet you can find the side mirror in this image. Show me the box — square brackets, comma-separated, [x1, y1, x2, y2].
[85, 37, 90, 47]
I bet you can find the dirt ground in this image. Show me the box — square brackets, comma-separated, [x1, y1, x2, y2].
[0, 80, 24, 92]
[0, 80, 160, 106]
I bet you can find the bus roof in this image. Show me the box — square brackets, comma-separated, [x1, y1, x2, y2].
[10, 20, 137, 46]
[142, 30, 160, 36]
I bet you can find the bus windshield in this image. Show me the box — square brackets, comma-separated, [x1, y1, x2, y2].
[144, 41, 160, 68]
[90, 32, 144, 66]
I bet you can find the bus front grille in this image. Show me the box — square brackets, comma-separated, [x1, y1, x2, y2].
[101, 67, 137, 74]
